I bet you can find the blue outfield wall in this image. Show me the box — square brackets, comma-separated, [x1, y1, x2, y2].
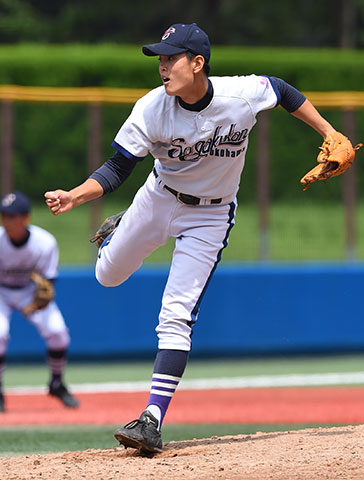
[7, 262, 364, 359]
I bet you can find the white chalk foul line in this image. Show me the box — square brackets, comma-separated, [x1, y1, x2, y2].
[6, 371, 364, 395]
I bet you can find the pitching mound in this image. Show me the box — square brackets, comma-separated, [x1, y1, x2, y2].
[1, 424, 364, 479]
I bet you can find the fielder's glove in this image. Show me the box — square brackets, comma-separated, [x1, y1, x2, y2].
[22, 271, 55, 315]
[300, 131, 362, 191]
[89, 210, 126, 248]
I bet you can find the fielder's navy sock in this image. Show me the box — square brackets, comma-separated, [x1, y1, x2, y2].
[147, 349, 188, 428]
[0, 356, 5, 392]
[47, 349, 67, 388]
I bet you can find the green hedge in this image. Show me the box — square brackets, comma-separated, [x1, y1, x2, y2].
[1, 44, 363, 204]
[0, 44, 363, 90]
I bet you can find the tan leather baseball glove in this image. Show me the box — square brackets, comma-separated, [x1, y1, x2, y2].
[300, 131, 362, 191]
[22, 271, 55, 315]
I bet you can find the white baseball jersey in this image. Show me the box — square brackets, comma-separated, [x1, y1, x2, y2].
[0, 225, 69, 353]
[0, 225, 59, 287]
[114, 74, 278, 199]
[99, 74, 278, 351]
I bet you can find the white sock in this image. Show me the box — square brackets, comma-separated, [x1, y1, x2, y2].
[146, 404, 162, 428]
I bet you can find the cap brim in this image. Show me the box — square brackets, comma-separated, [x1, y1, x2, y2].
[0, 208, 24, 215]
[0, 205, 29, 215]
[142, 42, 187, 57]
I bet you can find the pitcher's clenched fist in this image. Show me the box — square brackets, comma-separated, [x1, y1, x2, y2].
[45, 179, 104, 215]
[44, 190, 74, 215]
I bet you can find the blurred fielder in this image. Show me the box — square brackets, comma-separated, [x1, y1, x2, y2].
[0, 191, 78, 412]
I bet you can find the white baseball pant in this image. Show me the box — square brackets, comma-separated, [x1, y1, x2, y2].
[0, 285, 70, 355]
[96, 171, 236, 351]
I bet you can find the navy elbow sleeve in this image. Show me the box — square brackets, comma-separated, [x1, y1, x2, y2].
[89, 151, 140, 194]
[269, 76, 306, 113]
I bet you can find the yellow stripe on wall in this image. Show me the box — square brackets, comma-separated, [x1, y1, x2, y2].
[0, 85, 363, 108]
[0, 85, 150, 104]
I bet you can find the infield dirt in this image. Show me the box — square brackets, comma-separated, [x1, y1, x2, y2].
[1, 424, 364, 479]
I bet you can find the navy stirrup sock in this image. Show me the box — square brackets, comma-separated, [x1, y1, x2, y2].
[146, 349, 189, 428]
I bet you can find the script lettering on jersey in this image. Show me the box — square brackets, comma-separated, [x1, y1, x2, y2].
[168, 123, 248, 162]
[0, 267, 33, 287]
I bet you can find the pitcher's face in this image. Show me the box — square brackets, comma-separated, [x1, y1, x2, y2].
[159, 53, 198, 99]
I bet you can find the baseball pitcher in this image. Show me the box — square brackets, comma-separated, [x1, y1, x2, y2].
[45, 23, 360, 453]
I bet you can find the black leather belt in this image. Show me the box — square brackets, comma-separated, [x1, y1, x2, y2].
[153, 168, 222, 206]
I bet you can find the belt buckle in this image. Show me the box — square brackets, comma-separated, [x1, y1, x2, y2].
[176, 191, 200, 205]
[176, 192, 185, 204]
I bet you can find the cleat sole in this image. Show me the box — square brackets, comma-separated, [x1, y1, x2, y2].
[114, 432, 162, 454]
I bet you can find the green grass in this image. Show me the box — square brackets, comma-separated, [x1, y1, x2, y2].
[30, 200, 364, 265]
[4, 354, 364, 387]
[0, 423, 345, 457]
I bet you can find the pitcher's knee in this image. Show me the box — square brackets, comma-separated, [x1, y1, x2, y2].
[95, 262, 132, 287]
[95, 264, 122, 287]
[95, 268, 114, 287]
[96, 243, 142, 287]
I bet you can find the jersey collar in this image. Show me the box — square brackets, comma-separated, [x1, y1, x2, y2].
[10, 228, 30, 247]
[177, 79, 213, 112]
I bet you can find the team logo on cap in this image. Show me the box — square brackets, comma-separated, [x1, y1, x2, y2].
[162, 27, 176, 40]
[1, 193, 16, 207]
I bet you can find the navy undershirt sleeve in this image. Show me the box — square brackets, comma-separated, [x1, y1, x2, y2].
[89, 150, 141, 195]
[268, 76, 306, 113]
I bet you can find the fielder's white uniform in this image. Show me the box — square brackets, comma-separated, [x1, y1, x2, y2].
[0, 225, 70, 355]
[96, 75, 278, 351]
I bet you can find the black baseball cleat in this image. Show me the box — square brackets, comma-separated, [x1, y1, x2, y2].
[49, 382, 79, 408]
[0, 392, 5, 413]
[114, 410, 163, 454]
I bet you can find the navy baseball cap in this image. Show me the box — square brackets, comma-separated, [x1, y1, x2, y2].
[142, 23, 210, 63]
[0, 191, 31, 215]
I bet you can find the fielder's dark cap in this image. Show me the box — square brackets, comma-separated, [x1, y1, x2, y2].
[142, 23, 210, 63]
[0, 191, 31, 215]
